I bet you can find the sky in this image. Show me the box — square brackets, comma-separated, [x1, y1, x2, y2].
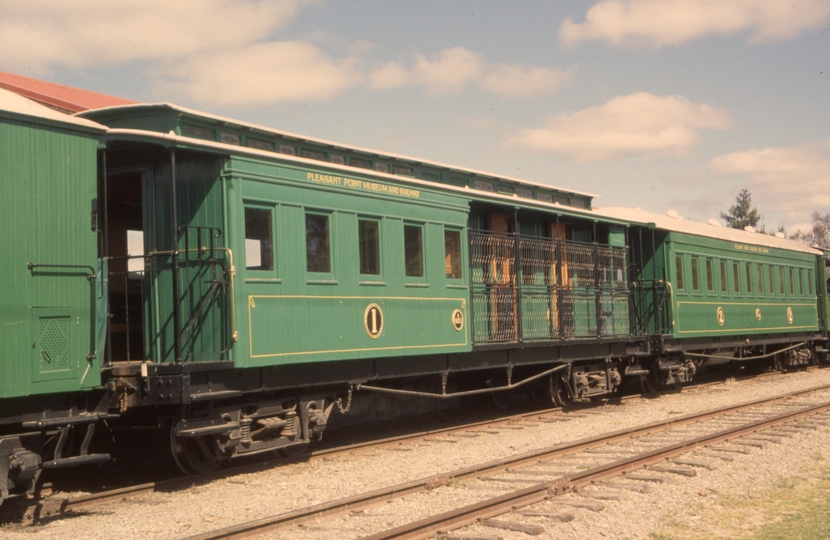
[2, 0, 829, 234]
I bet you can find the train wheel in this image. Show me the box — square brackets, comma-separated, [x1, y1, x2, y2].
[549, 374, 572, 408]
[526, 387, 549, 406]
[487, 371, 512, 409]
[640, 369, 659, 394]
[170, 423, 223, 475]
[491, 390, 511, 410]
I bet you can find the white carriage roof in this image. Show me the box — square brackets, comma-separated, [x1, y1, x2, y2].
[78, 102, 598, 200]
[595, 206, 821, 255]
[0, 87, 105, 132]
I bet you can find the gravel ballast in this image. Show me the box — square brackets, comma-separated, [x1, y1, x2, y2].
[4, 369, 830, 539]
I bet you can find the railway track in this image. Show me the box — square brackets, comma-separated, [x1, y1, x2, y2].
[0, 367, 818, 528]
[180, 381, 830, 539]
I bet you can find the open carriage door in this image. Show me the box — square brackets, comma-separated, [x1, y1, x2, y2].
[102, 146, 230, 365]
[101, 168, 148, 363]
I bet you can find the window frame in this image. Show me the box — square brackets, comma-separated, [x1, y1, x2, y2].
[789, 268, 795, 296]
[691, 257, 700, 292]
[403, 222, 426, 282]
[675, 255, 685, 291]
[243, 205, 277, 275]
[799, 268, 805, 296]
[780, 267, 785, 295]
[705, 258, 715, 294]
[720, 260, 728, 295]
[357, 217, 382, 279]
[757, 264, 764, 296]
[305, 210, 334, 278]
[733, 261, 741, 293]
[444, 227, 463, 280]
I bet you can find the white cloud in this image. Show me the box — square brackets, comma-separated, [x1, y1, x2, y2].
[0, 0, 305, 72]
[156, 41, 362, 106]
[708, 140, 830, 229]
[369, 47, 571, 98]
[414, 47, 484, 95]
[481, 65, 573, 98]
[0, 4, 570, 105]
[560, 0, 830, 47]
[370, 61, 413, 91]
[0, 0, 371, 106]
[506, 92, 733, 162]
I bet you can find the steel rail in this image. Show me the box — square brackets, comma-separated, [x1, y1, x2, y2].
[363, 398, 830, 540]
[4, 368, 815, 524]
[180, 382, 830, 540]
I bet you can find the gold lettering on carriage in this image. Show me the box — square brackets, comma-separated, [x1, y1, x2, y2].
[307, 172, 420, 199]
[733, 243, 769, 254]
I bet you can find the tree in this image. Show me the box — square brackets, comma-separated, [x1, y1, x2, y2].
[720, 189, 761, 230]
[790, 211, 830, 249]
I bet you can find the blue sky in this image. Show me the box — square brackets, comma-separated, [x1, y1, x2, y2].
[3, 1, 829, 233]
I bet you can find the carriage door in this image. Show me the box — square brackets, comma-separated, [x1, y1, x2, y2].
[103, 170, 147, 362]
[489, 214, 517, 340]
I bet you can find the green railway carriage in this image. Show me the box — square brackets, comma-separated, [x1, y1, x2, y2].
[2, 88, 828, 504]
[0, 91, 105, 400]
[0, 90, 111, 502]
[73, 102, 644, 473]
[599, 207, 828, 380]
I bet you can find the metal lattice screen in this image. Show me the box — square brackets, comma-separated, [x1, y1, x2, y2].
[469, 230, 630, 343]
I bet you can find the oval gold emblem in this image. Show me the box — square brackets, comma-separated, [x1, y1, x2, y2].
[364, 303, 384, 339]
[787, 307, 793, 325]
[452, 309, 464, 332]
[716, 306, 725, 327]
[755, 308, 762, 321]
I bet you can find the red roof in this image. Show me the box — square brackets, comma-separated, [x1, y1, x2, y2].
[0, 71, 137, 114]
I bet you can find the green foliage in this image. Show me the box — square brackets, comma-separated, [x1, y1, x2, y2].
[720, 189, 761, 230]
[790, 211, 830, 249]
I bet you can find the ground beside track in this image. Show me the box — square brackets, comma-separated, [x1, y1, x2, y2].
[2, 368, 830, 539]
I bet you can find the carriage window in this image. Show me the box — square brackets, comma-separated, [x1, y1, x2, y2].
[799, 269, 805, 295]
[720, 261, 727, 293]
[733, 262, 741, 293]
[445, 229, 462, 279]
[769, 266, 775, 296]
[691, 258, 700, 290]
[780, 267, 785, 295]
[404, 225, 424, 278]
[745, 264, 753, 293]
[306, 213, 331, 273]
[245, 208, 273, 271]
[790, 268, 795, 295]
[706, 259, 714, 292]
[809, 271, 814, 296]
[358, 219, 380, 275]
[758, 265, 764, 294]
[675, 256, 685, 290]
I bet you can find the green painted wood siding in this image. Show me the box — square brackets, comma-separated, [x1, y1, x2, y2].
[0, 117, 100, 398]
[226, 157, 471, 367]
[665, 231, 820, 338]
